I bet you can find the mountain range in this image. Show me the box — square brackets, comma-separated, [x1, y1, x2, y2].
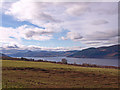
[7, 50, 78, 57]
[1, 44, 119, 59]
[68, 44, 119, 59]
[0, 53, 13, 60]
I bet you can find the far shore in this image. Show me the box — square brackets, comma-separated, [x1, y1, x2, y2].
[2, 57, 120, 69]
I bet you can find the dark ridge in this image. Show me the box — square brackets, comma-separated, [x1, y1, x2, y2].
[67, 44, 120, 59]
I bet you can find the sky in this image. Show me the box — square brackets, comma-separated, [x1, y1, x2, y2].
[0, 0, 119, 51]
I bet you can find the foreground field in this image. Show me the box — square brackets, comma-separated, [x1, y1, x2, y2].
[2, 60, 119, 88]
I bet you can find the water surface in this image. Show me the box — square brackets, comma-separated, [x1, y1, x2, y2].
[22, 57, 118, 67]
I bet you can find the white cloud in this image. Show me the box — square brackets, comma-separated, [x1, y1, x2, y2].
[1, 43, 83, 51]
[0, 27, 20, 46]
[5, 1, 61, 25]
[92, 20, 109, 25]
[2, 1, 118, 49]
[61, 32, 83, 41]
[66, 3, 90, 16]
[0, 25, 59, 46]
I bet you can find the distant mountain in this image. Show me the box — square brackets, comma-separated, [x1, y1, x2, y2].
[9, 50, 78, 57]
[2, 44, 119, 59]
[0, 53, 13, 60]
[67, 45, 119, 59]
[1, 49, 30, 55]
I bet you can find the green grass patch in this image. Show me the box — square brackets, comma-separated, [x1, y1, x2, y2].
[2, 60, 119, 88]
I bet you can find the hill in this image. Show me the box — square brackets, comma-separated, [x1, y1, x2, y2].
[2, 44, 119, 59]
[0, 53, 13, 60]
[67, 44, 119, 59]
[8, 50, 78, 57]
[2, 60, 119, 88]
[0, 53, 21, 60]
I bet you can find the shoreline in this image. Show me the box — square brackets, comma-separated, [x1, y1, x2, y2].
[2, 57, 120, 69]
[34, 60, 120, 69]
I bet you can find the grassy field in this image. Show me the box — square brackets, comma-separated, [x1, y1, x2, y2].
[2, 60, 119, 88]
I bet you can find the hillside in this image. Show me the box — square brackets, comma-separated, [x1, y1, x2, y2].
[8, 50, 78, 57]
[2, 60, 119, 88]
[67, 44, 119, 59]
[0, 53, 13, 60]
[2, 44, 119, 59]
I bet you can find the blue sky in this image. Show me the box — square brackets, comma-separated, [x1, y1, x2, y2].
[0, 1, 118, 51]
[2, 14, 44, 28]
[2, 13, 84, 48]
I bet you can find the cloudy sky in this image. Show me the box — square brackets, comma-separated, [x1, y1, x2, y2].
[0, 0, 118, 51]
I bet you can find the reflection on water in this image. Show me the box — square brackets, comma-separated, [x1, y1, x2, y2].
[21, 57, 118, 67]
